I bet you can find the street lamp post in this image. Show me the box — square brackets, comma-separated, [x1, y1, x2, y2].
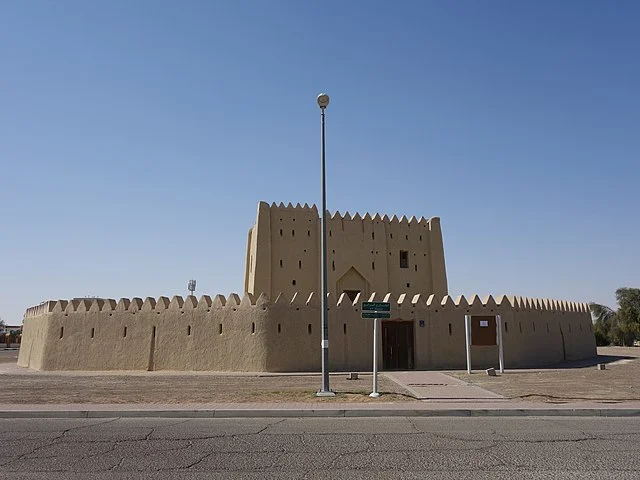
[316, 93, 334, 396]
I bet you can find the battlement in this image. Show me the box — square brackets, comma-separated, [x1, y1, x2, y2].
[23, 292, 589, 318]
[261, 201, 436, 226]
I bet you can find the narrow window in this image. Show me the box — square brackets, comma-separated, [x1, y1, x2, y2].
[59, 327, 64, 339]
[419, 235, 422, 241]
[343, 323, 347, 335]
[532, 322, 536, 332]
[251, 322, 255, 334]
[292, 279, 296, 286]
[505, 322, 508, 333]
[329, 230, 332, 237]
[307, 230, 310, 236]
[390, 233, 393, 239]
[519, 322, 522, 334]
[414, 264, 418, 272]
[448, 323, 452, 336]
[308, 324, 312, 335]
[332, 261, 335, 271]
[372, 261, 375, 270]
[406, 234, 408, 240]
[400, 250, 409, 268]
[91, 327, 95, 338]
[187, 325, 191, 336]
[372, 232, 375, 240]
[278, 323, 281, 334]
[406, 283, 410, 288]
[280, 259, 283, 268]
[279, 229, 283, 236]
[219, 324, 223, 335]
[299, 260, 302, 269]
[123, 326, 127, 338]
[292, 230, 295, 237]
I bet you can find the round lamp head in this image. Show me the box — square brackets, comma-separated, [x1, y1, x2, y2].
[317, 93, 330, 109]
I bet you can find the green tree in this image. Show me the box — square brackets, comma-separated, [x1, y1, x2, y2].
[590, 288, 640, 346]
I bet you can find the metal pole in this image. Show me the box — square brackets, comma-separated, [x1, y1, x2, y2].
[317, 105, 333, 396]
[497, 314, 504, 374]
[465, 314, 472, 374]
[370, 317, 380, 397]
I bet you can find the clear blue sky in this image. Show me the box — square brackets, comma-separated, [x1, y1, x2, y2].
[1, 1, 638, 324]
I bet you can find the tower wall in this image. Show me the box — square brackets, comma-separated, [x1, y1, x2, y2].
[244, 201, 449, 301]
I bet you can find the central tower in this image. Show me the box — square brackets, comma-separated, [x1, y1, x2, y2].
[244, 202, 448, 301]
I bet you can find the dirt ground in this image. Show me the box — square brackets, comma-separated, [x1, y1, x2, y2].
[452, 346, 640, 403]
[2, 347, 639, 404]
[0, 350, 412, 404]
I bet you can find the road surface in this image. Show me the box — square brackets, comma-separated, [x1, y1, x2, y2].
[0, 417, 638, 479]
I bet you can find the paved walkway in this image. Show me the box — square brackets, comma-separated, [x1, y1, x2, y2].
[385, 371, 505, 400]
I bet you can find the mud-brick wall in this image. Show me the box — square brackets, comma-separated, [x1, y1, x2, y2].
[18, 294, 273, 371]
[18, 292, 596, 372]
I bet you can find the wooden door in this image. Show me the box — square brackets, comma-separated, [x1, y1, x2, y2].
[382, 321, 414, 370]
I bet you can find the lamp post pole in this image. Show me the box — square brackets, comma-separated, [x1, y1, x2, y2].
[316, 93, 334, 396]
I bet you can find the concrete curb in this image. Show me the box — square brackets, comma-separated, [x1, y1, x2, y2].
[2, 408, 640, 419]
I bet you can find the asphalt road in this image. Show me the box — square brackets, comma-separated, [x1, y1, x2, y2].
[0, 417, 638, 479]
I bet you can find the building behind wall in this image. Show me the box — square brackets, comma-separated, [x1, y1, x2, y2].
[244, 201, 448, 302]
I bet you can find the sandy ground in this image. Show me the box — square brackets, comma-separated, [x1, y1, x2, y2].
[452, 346, 640, 402]
[0, 350, 412, 404]
[1, 347, 639, 404]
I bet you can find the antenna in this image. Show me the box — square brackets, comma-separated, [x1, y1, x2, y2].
[187, 279, 196, 297]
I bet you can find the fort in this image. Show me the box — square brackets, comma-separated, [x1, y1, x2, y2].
[18, 201, 596, 371]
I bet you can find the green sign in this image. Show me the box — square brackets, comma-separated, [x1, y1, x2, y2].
[361, 312, 391, 319]
[361, 302, 391, 312]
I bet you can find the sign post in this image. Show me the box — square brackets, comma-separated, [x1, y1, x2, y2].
[464, 314, 472, 374]
[496, 314, 504, 373]
[361, 301, 391, 397]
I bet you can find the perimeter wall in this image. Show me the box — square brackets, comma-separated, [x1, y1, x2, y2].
[18, 292, 596, 372]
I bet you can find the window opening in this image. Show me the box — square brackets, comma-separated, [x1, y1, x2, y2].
[400, 250, 409, 268]
[343, 290, 360, 303]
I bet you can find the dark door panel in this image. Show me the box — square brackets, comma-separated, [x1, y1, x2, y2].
[382, 321, 414, 370]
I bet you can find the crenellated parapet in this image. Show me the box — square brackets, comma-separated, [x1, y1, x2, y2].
[22, 292, 590, 317]
[23, 292, 590, 317]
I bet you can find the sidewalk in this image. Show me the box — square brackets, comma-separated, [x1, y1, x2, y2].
[2, 399, 640, 418]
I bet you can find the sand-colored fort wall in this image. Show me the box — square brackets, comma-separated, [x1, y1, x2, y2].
[18, 293, 595, 372]
[245, 202, 448, 302]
